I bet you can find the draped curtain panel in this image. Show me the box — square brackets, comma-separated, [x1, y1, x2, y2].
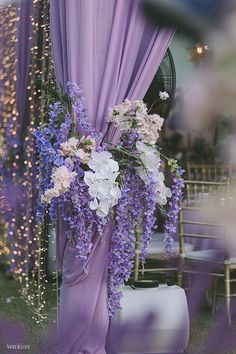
[6, 1, 34, 274]
[50, 1, 174, 353]
[16, 0, 34, 137]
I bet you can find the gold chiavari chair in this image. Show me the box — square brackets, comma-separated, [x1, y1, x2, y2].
[177, 180, 236, 325]
[132, 229, 194, 287]
[186, 163, 232, 182]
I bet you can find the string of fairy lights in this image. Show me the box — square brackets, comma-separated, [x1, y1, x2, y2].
[0, 0, 58, 325]
[0, 4, 19, 268]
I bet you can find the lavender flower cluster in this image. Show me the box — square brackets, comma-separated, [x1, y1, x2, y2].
[163, 167, 185, 256]
[107, 170, 144, 316]
[67, 82, 102, 145]
[141, 181, 158, 263]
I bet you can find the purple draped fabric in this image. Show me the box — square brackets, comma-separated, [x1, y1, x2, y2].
[16, 0, 34, 136]
[50, 1, 174, 353]
[6, 1, 34, 273]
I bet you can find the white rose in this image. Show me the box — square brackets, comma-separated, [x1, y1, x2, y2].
[159, 91, 169, 101]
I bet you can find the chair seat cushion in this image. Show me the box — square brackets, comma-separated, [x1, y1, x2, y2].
[148, 240, 194, 259]
[185, 249, 224, 263]
[224, 258, 236, 265]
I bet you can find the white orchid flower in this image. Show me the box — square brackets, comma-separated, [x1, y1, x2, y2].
[89, 198, 110, 218]
[84, 151, 121, 216]
[156, 194, 168, 205]
[90, 150, 112, 162]
[89, 180, 112, 200]
[109, 184, 122, 206]
[88, 152, 119, 173]
[89, 198, 99, 210]
[155, 184, 172, 205]
[136, 141, 151, 154]
[84, 171, 96, 186]
[96, 200, 110, 217]
[94, 170, 119, 181]
[155, 171, 165, 183]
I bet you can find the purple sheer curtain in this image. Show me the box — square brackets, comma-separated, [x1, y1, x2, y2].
[7, 0, 34, 273]
[50, 1, 174, 353]
[16, 0, 34, 136]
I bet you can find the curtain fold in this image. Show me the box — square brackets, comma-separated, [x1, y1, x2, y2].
[6, 0, 34, 274]
[50, 1, 174, 352]
[16, 0, 34, 136]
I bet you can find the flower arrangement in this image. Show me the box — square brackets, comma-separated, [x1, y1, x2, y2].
[35, 83, 184, 316]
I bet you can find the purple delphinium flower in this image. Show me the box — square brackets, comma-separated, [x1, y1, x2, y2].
[34, 101, 70, 220]
[67, 82, 102, 145]
[163, 167, 185, 256]
[35, 85, 106, 264]
[34, 128, 56, 219]
[59, 112, 72, 143]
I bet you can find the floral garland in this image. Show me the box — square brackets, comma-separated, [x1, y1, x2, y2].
[35, 83, 184, 316]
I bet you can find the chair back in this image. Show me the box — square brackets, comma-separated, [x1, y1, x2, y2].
[186, 163, 232, 182]
[178, 180, 230, 257]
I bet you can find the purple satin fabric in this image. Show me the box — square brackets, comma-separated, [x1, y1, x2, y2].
[50, 1, 174, 352]
[59, 220, 112, 354]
